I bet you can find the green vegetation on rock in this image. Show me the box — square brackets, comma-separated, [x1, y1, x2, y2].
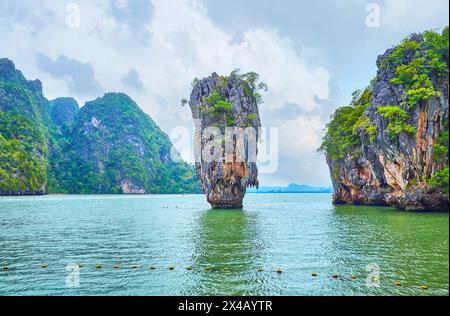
[197, 69, 266, 129]
[203, 90, 235, 127]
[320, 28, 449, 209]
[389, 27, 448, 108]
[434, 119, 449, 163]
[0, 58, 202, 195]
[429, 167, 449, 197]
[319, 88, 373, 161]
[0, 111, 47, 193]
[376, 106, 415, 141]
[0, 58, 50, 194]
[53, 93, 201, 194]
[234, 70, 268, 105]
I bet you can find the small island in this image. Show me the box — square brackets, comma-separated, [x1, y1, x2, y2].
[187, 70, 267, 208]
[319, 28, 449, 212]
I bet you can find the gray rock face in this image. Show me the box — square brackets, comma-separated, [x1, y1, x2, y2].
[189, 72, 261, 208]
[326, 33, 449, 211]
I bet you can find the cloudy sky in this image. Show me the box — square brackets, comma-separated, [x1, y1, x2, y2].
[0, 0, 448, 186]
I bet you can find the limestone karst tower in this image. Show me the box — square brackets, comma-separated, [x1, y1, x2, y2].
[188, 71, 265, 209]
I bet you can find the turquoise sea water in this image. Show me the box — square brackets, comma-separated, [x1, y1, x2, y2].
[0, 193, 448, 296]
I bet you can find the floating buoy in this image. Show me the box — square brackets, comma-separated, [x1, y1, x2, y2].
[95, 264, 102, 270]
[276, 269, 283, 274]
[224, 267, 230, 272]
[311, 272, 318, 277]
[78, 264, 84, 269]
[420, 285, 429, 290]
[41, 265, 48, 269]
[113, 265, 120, 269]
[332, 273, 338, 279]
[186, 266, 192, 271]
[2, 266, 8, 272]
[394, 281, 402, 287]
[351, 275, 357, 280]
[149, 266, 156, 270]
[204, 267, 211, 272]
[257, 268, 264, 272]
[169, 266, 174, 270]
[132, 265, 140, 269]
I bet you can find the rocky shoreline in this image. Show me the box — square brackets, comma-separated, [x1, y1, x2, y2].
[321, 30, 449, 212]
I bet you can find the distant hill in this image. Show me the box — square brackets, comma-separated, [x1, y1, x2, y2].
[0, 58, 202, 195]
[248, 183, 333, 193]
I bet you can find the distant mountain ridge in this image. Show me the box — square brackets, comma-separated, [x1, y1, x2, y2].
[248, 183, 332, 193]
[0, 58, 202, 195]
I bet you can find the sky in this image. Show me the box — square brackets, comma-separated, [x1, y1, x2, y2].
[0, 0, 448, 186]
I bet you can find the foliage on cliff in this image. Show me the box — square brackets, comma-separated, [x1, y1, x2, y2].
[0, 111, 47, 193]
[320, 27, 449, 210]
[55, 93, 201, 194]
[319, 87, 374, 161]
[194, 69, 267, 130]
[0, 59, 49, 194]
[386, 28, 449, 197]
[188, 71, 263, 208]
[0, 58, 201, 195]
[376, 106, 415, 141]
[321, 28, 448, 161]
[389, 27, 448, 108]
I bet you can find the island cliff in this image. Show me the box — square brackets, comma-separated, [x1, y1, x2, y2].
[0, 58, 201, 195]
[188, 70, 266, 208]
[320, 28, 449, 211]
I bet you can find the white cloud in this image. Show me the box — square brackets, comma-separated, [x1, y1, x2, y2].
[143, 0, 331, 185]
[382, 0, 448, 33]
[0, 0, 332, 185]
[331, 0, 448, 33]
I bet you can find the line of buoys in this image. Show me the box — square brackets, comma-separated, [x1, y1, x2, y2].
[0, 263, 433, 290]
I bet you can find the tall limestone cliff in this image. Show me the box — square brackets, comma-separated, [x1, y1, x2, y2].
[0, 58, 201, 195]
[320, 28, 449, 211]
[188, 70, 266, 208]
[0, 58, 49, 195]
[56, 92, 201, 194]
